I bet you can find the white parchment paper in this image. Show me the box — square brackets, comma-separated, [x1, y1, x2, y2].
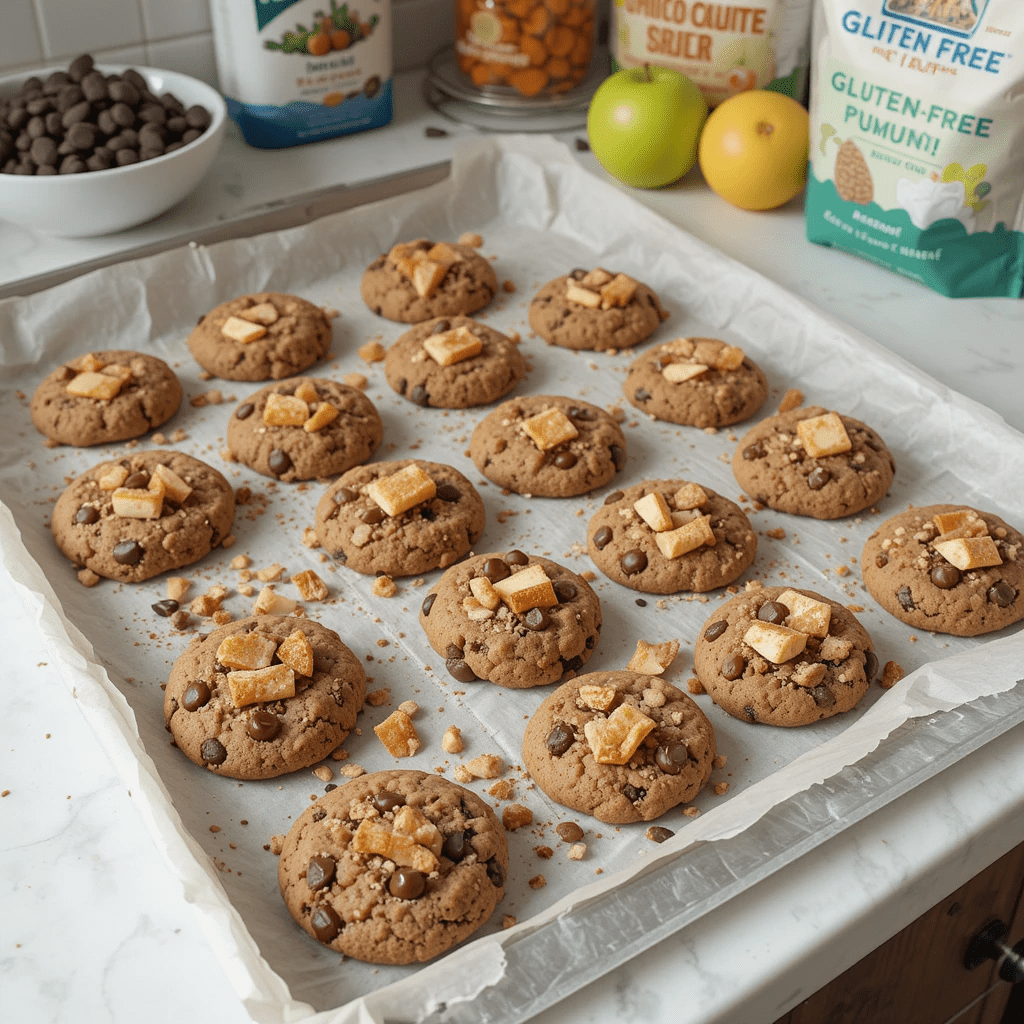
[1, 136, 1022, 1024]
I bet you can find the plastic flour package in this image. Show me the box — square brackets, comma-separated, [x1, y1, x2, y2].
[807, 1, 1024, 297]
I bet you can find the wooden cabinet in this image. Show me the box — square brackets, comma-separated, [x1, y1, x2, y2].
[773, 841, 1024, 1024]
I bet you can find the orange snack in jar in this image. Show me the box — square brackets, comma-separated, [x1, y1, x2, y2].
[455, 0, 594, 99]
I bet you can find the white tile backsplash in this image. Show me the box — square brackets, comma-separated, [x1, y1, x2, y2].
[1, 0, 451, 80]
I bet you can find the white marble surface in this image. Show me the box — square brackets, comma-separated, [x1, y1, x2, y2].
[3, 68, 1024, 1024]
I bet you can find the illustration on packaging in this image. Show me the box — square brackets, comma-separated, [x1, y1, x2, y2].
[805, 0, 1024, 298]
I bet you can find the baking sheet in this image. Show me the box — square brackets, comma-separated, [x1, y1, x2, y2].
[1, 135, 1023, 1024]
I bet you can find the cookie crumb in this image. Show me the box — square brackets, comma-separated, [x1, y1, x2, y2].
[627, 637, 680, 675]
[766, 528, 786, 540]
[779, 388, 804, 413]
[301, 527, 321, 548]
[712, 754, 727, 769]
[488, 779, 514, 800]
[170, 609, 191, 630]
[880, 660, 904, 689]
[567, 843, 587, 861]
[458, 232, 483, 248]
[534, 845, 554, 859]
[293, 569, 329, 601]
[341, 372, 368, 390]
[313, 765, 334, 783]
[527, 874, 547, 889]
[340, 763, 366, 778]
[374, 709, 421, 757]
[502, 804, 533, 831]
[256, 563, 287, 583]
[502, 279, 516, 293]
[441, 724, 464, 753]
[453, 753, 503, 781]
[269, 834, 285, 855]
[77, 568, 100, 588]
[682, 806, 701, 818]
[397, 700, 419, 717]
[372, 575, 397, 598]
[713, 782, 730, 796]
[687, 676, 705, 695]
[331, 748, 350, 761]
[230, 555, 251, 570]
[501, 914, 517, 929]
[358, 340, 386, 363]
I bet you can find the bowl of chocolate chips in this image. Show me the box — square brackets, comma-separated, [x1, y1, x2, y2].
[0, 54, 227, 237]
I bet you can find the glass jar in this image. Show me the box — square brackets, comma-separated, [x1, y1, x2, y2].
[454, 0, 596, 100]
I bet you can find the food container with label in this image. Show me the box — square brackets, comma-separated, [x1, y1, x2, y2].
[210, 0, 392, 149]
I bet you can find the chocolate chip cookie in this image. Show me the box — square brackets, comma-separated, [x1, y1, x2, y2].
[521, 671, 716, 824]
[469, 395, 627, 498]
[693, 586, 877, 727]
[51, 450, 235, 583]
[30, 349, 182, 447]
[277, 770, 507, 964]
[732, 405, 895, 519]
[418, 551, 602, 689]
[384, 315, 526, 408]
[862, 504, 1024, 637]
[164, 616, 366, 780]
[623, 337, 768, 428]
[360, 239, 498, 323]
[187, 292, 333, 381]
[528, 268, 668, 351]
[587, 480, 757, 594]
[226, 378, 382, 482]
[314, 459, 485, 576]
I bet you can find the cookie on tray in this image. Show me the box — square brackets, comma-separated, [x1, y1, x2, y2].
[862, 504, 1024, 637]
[383, 315, 526, 408]
[732, 405, 895, 519]
[277, 769, 507, 964]
[315, 459, 485, 576]
[528, 267, 668, 351]
[587, 479, 756, 594]
[521, 671, 716, 824]
[469, 394, 627, 498]
[51, 450, 235, 583]
[30, 349, 182, 447]
[361, 239, 498, 323]
[419, 551, 601, 689]
[187, 292, 333, 381]
[693, 586, 877, 727]
[623, 337, 768, 429]
[164, 616, 366, 780]
[226, 378, 382, 482]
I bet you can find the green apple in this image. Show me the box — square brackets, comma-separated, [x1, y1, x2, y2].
[586, 65, 708, 189]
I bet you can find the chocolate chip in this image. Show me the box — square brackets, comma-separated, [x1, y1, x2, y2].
[622, 784, 646, 803]
[360, 505, 386, 524]
[930, 563, 961, 589]
[553, 579, 577, 602]
[431, 319, 451, 333]
[655, 743, 689, 775]
[570, 268, 587, 280]
[545, 723, 574, 756]
[235, 402, 254, 420]
[556, 822, 584, 842]
[443, 829, 472, 861]
[875, 552, 889, 568]
[634, 388, 652, 403]
[574, 137, 590, 151]
[68, 54, 94, 82]
[373, 790, 405, 813]
[646, 826, 674, 843]
[310, 904, 342, 943]
[897, 585, 915, 611]
[620, 550, 647, 575]
[743, 705, 757, 722]
[152, 599, 179, 616]
[335, 486, 358, 504]
[481, 558, 510, 583]
[811, 684, 835, 708]
[635, 598, 647, 607]
[865, 650, 878, 681]
[268, 449, 292, 476]
[988, 581, 1016, 608]
[182, 681, 211, 711]
[522, 607, 550, 631]
[721, 653, 746, 680]
[552, 451, 578, 469]
[807, 467, 831, 490]
[421, 593, 436, 617]
[505, 550, 529, 566]
[112, 540, 143, 565]
[757, 600, 790, 625]
[610, 444, 626, 471]
[436, 483, 461, 502]
[592, 525, 613, 550]
[567, 405, 594, 420]
[464, 855, 498, 894]
[200, 738, 227, 764]
[425, 125, 450, 138]
[409, 384, 429, 406]
[74, 505, 100, 525]
[247, 710, 280, 741]
[704, 620, 728, 642]
[389, 868, 426, 899]
[123, 471, 149, 490]
[743, 441, 766, 460]
[306, 855, 336, 890]
[560, 654, 583, 675]
[603, 490, 624, 505]
[446, 654, 478, 683]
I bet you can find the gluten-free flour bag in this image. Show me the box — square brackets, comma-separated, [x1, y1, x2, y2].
[807, 1, 1024, 297]
[612, 0, 813, 106]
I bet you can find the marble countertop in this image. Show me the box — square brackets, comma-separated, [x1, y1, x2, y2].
[3, 68, 1024, 1024]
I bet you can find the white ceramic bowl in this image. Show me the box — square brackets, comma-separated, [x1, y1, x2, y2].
[0, 64, 227, 237]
